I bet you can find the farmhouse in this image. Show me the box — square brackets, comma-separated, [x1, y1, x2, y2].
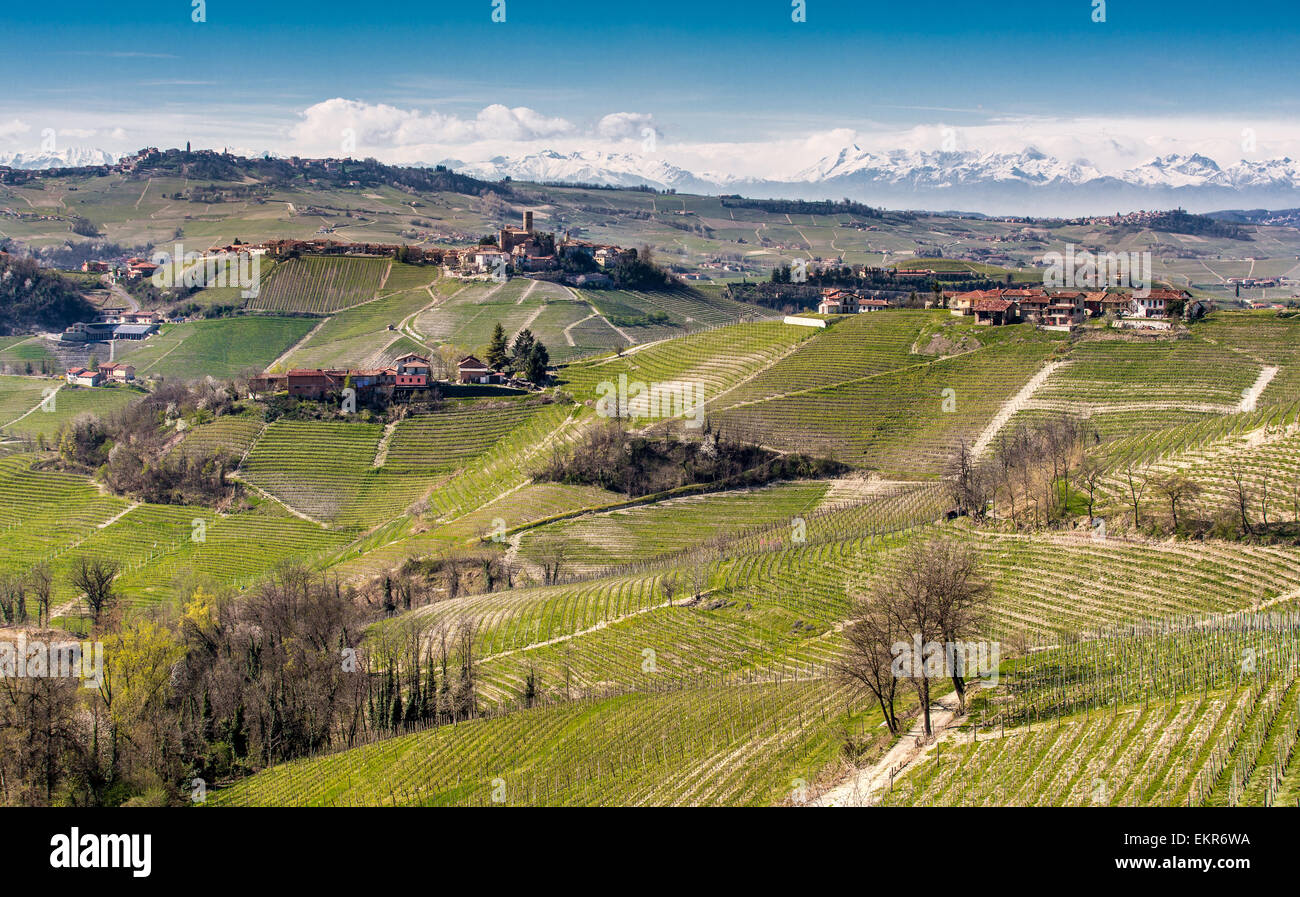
[287, 369, 347, 400]
[393, 353, 431, 388]
[457, 355, 498, 384]
[65, 367, 101, 387]
[972, 298, 1016, 326]
[1129, 288, 1189, 318]
[124, 258, 159, 280]
[97, 362, 135, 383]
[817, 288, 860, 314]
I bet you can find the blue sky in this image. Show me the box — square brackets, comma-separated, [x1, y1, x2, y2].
[3, 1, 1299, 173]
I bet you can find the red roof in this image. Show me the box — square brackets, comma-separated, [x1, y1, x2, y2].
[973, 298, 1014, 312]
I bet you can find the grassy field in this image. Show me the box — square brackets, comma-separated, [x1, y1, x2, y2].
[113, 316, 315, 381]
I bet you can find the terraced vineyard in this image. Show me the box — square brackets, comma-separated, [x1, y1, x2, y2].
[515, 481, 830, 574]
[0, 375, 60, 432]
[713, 339, 1056, 476]
[881, 611, 1300, 807]
[4, 384, 142, 440]
[246, 256, 392, 314]
[559, 320, 816, 408]
[210, 679, 854, 807]
[1009, 334, 1266, 440]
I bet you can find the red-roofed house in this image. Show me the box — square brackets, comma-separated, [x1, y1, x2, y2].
[457, 355, 495, 384]
[972, 298, 1017, 326]
[66, 367, 101, 387]
[96, 361, 135, 383]
[393, 353, 431, 388]
[817, 288, 860, 315]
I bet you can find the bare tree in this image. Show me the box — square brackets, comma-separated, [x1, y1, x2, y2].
[852, 539, 992, 738]
[28, 564, 52, 628]
[837, 598, 903, 735]
[658, 573, 679, 607]
[1153, 473, 1202, 533]
[928, 541, 992, 713]
[1228, 463, 1253, 536]
[1125, 466, 1147, 529]
[538, 541, 567, 586]
[1078, 456, 1105, 524]
[70, 556, 120, 623]
[1261, 469, 1271, 531]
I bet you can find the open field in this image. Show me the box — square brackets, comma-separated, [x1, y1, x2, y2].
[113, 316, 315, 381]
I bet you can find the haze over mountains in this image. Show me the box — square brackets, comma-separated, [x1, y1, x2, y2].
[9, 144, 1300, 216]
[450, 147, 1300, 216]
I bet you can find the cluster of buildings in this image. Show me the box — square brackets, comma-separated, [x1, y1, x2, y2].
[59, 308, 164, 343]
[812, 285, 1204, 329]
[81, 258, 162, 281]
[946, 287, 1202, 328]
[65, 361, 136, 387]
[262, 211, 636, 283]
[248, 352, 517, 401]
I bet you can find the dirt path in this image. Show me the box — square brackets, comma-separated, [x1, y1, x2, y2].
[96, 501, 140, 529]
[511, 302, 546, 342]
[813, 690, 969, 807]
[268, 317, 328, 370]
[401, 283, 463, 344]
[572, 287, 635, 344]
[517, 278, 540, 305]
[2, 382, 60, 428]
[229, 474, 327, 527]
[372, 421, 398, 467]
[107, 280, 139, 312]
[971, 360, 1066, 457]
[563, 310, 597, 346]
[1240, 365, 1279, 411]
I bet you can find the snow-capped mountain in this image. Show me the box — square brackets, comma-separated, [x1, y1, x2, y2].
[790, 146, 1103, 188]
[447, 150, 720, 193]
[445, 147, 1300, 215]
[0, 147, 119, 169]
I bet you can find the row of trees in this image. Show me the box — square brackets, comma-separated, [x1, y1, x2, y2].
[949, 416, 1100, 528]
[951, 412, 1300, 540]
[487, 324, 550, 383]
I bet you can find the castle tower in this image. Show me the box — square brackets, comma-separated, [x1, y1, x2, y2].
[523, 211, 533, 232]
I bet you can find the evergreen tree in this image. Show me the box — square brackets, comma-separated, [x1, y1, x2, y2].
[487, 322, 509, 370]
[524, 341, 550, 384]
[509, 328, 536, 372]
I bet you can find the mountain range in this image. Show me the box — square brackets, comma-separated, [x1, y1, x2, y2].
[449, 148, 1300, 216]
[0, 147, 120, 169]
[8, 144, 1300, 216]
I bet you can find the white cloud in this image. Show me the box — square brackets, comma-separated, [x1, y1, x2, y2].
[288, 98, 577, 155]
[596, 112, 658, 140]
[0, 119, 32, 142]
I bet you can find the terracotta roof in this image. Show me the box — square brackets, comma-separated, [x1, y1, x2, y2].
[973, 298, 1014, 312]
